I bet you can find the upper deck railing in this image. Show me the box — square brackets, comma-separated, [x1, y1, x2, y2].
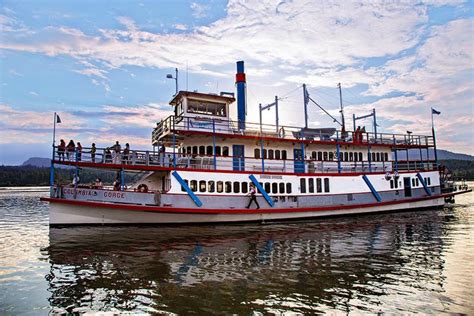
[152, 115, 435, 148]
[52, 145, 437, 174]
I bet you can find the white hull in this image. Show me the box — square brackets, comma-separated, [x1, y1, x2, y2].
[49, 197, 445, 225]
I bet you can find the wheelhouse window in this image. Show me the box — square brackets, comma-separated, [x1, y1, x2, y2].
[187, 99, 226, 117]
[175, 101, 184, 116]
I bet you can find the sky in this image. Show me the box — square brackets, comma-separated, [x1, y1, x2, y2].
[0, 0, 473, 165]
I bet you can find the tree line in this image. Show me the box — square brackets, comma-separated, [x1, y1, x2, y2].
[0, 166, 140, 187]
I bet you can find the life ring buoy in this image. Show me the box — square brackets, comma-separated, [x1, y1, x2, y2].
[137, 184, 149, 193]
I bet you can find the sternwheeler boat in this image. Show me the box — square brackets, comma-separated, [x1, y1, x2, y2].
[41, 61, 471, 225]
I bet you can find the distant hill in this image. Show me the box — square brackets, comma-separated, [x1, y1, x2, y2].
[437, 150, 474, 161]
[22, 157, 51, 167]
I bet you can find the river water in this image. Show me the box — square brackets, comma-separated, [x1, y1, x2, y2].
[0, 189, 473, 315]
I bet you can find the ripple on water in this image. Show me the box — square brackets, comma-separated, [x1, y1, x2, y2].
[0, 189, 473, 314]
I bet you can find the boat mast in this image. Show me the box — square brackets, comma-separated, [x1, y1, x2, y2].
[338, 83, 346, 136]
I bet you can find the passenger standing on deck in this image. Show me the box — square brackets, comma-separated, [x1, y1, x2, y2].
[123, 143, 130, 164]
[159, 143, 165, 166]
[76, 142, 83, 161]
[57, 139, 66, 161]
[112, 141, 121, 164]
[90, 143, 96, 163]
[66, 140, 75, 161]
[246, 184, 260, 209]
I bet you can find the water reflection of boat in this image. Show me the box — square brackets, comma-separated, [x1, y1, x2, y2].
[44, 210, 449, 314]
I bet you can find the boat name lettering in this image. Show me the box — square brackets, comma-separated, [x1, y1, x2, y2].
[259, 175, 283, 179]
[104, 191, 125, 199]
[63, 188, 98, 196]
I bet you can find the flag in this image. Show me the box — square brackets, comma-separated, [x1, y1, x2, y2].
[56, 114, 62, 123]
[431, 108, 441, 115]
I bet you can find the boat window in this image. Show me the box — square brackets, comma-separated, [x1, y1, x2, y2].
[312, 151, 317, 159]
[190, 180, 197, 192]
[427, 177, 431, 185]
[371, 152, 376, 162]
[390, 180, 394, 189]
[225, 181, 232, 193]
[286, 183, 292, 194]
[199, 146, 205, 155]
[323, 152, 328, 161]
[412, 178, 415, 187]
[354, 152, 358, 162]
[217, 181, 223, 193]
[275, 150, 281, 160]
[349, 152, 353, 161]
[376, 153, 380, 162]
[199, 180, 206, 192]
[344, 152, 348, 162]
[254, 148, 260, 159]
[416, 178, 419, 186]
[265, 182, 271, 193]
[279, 182, 285, 194]
[324, 178, 330, 192]
[269, 149, 274, 159]
[186, 146, 191, 154]
[384, 153, 389, 161]
[181, 179, 188, 192]
[223, 146, 229, 156]
[308, 178, 314, 193]
[282, 150, 287, 160]
[207, 146, 213, 156]
[318, 152, 322, 161]
[215, 146, 221, 156]
[242, 182, 248, 194]
[272, 182, 278, 194]
[208, 181, 215, 193]
[329, 152, 334, 160]
[359, 152, 363, 161]
[233, 181, 240, 193]
[300, 178, 306, 193]
[187, 99, 226, 117]
[192, 146, 198, 155]
[316, 178, 322, 193]
[263, 149, 267, 159]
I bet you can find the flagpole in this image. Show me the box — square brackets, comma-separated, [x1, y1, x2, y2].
[50, 112, 57, 187]
[431, 108, 438, 166]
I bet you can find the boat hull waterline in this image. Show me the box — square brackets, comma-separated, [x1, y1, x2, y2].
[43, 195, 449, 225]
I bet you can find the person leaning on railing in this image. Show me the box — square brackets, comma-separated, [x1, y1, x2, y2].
[90, 143, 96, 163]
[57, 139, 66, 161]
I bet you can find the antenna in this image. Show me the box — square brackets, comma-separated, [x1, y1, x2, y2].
[186, 60, 189, 92]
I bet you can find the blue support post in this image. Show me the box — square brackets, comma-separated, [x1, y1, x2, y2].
[120, 168, 125, 191]
[172, 171, 203, 207]
[212, 119, 217, 170]
[172, 117, 176, 168]
[236, 61, 246, 130]
[300, 130, 305, 173]
[49, 161, 55, 187]
[362, 175, 382, 202]
[249, 174, 274, 207]
[416, 173, 432, 196]
[336, 131, 341, 173]
[368, 145, 372, 173]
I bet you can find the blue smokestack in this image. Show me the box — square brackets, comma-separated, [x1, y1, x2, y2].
[236, 61, 246, 130]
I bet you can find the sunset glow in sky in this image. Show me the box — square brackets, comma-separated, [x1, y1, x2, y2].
[1, 0, 473, 164]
